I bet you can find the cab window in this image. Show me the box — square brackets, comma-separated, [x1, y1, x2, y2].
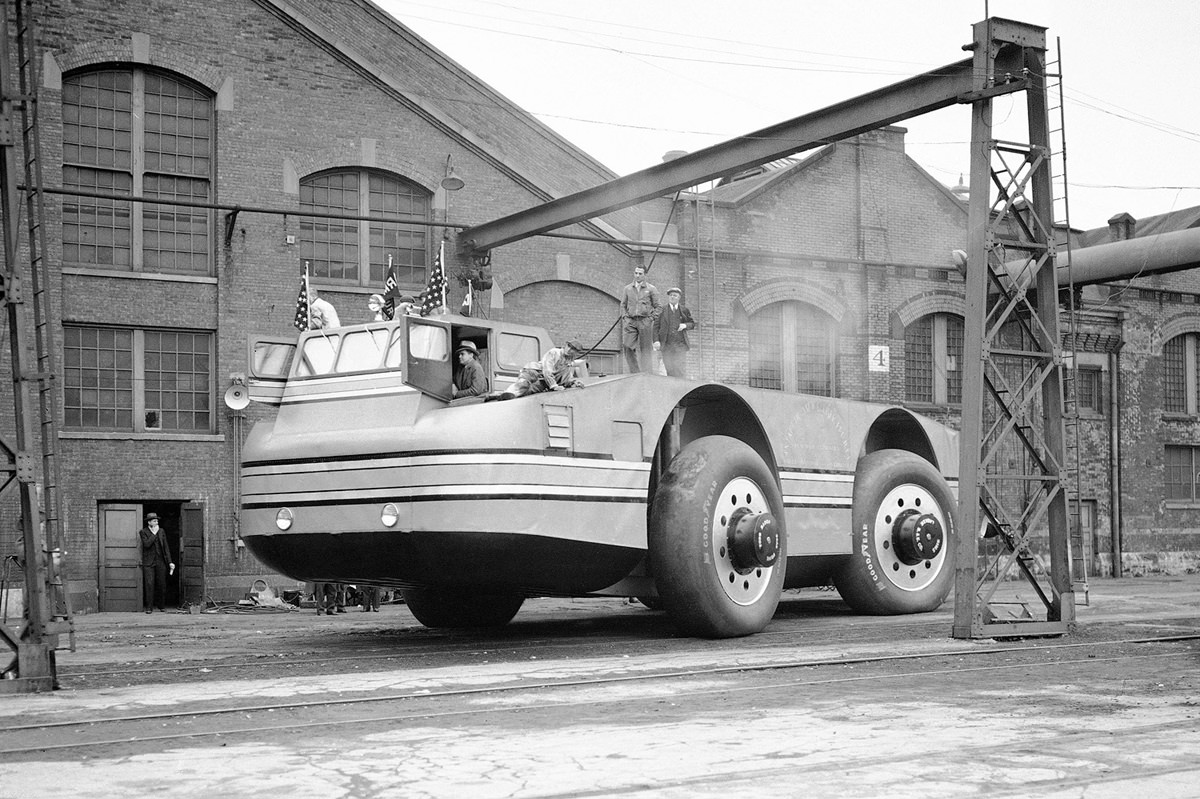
[409, 322, 449, 361]
[498, 332, 540, 369]
[297, 334, 339, 376]
[251, 341, 294, 378]
[335, 328, 391, 372]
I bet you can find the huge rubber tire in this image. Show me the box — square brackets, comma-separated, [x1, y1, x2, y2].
[649, 436, 787, 638]
[833, 449, 956, 615]
[400, 587, 524, 629]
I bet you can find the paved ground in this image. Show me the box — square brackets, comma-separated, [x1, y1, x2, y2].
[1, 575, 1198, 798]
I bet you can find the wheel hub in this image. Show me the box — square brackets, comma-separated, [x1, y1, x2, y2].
[728, 508, 780, 571]
[892, 509, 944, 565]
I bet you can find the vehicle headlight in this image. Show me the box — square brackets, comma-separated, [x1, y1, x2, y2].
[275, 508, 294, 531]
[381, 503, 399, 528]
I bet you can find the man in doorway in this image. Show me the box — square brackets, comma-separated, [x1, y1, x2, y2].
[619, 266, 662, 373]
[452, 341, 488, 398]
[653, 287, 696, 377]
[139, 513, 174, 613]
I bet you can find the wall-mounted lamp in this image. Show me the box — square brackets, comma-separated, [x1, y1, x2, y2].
[441, 154, 465, 191]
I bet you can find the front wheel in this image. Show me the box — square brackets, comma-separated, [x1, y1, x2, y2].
[833, 449, 956, 615]
[650, 436, 786, 638]
[400, 587, 524, 628]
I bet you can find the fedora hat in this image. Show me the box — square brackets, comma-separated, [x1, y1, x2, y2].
[456, 341, 479, 356]
[144, 512, 159, 522]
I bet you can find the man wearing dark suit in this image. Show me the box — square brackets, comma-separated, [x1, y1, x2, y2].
[653, 287, 697, 378]
[139, 513, 174, 613]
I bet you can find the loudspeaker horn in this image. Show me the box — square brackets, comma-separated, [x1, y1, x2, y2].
[224, 383, 250, 410]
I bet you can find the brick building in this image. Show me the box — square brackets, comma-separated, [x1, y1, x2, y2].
[1, 0, 1195, 613]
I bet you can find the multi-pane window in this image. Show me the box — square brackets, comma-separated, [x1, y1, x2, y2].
[62, 69, 213, 273]
[1075, 366, 1105, 416]
[64, 326, 212, 432]
[300, 170, 431, 289]
[749, 301, 834, 395]
[1165, 445, 1200, 502]
[905, 313, 963, 405]
[1163, 333, 1200, 415]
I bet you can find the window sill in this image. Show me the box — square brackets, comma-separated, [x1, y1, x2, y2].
[1163, 500, 1200, 510]
[903, 402, 962, 412]
[60, 431, 225, 442]
[62, 266, 217, 284]
[1161, 413, 1199, 423]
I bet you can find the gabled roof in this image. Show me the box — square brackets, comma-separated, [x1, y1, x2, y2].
[696, 149, 833, 205]
[266, 0, 643, 238]
[1072, 206, 1200, 248]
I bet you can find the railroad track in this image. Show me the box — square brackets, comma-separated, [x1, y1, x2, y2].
[5, 633, 1197, 759]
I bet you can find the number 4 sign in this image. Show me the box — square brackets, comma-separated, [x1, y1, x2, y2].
[869, 345, 890, 372]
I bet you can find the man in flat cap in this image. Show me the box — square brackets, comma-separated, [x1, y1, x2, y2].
[653, 287, 696, 377]
[452, 340, 488, 398]
[500, 338, 586, 399]
[139, 512, 174, 614]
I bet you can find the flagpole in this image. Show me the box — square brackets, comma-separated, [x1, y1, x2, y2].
[303, 261, 312, 329]
[438, 238, 447, 311]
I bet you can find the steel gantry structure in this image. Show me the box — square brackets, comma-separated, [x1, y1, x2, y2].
[461, 17, 1077, 637]
[0, 0, 73, 691]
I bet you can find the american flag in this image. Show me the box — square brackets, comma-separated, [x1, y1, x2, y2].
[419, 240, 447, 317]
[293, 273, 310, 331]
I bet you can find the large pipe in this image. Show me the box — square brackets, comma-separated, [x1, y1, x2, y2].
[1060, 226, 1200, 286]
[962, 226, 1200, 288]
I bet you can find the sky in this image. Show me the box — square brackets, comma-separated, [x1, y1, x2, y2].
[375, 0, 1200, 231]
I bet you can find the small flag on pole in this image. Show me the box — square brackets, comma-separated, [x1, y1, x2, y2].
[419, 239, 447, 317]
[293, 268, 311, 331]
[382, 254, 399, 321]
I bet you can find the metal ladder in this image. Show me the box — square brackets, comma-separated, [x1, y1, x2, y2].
[1046, 37, 1089, 605]
[0, 0, 75, 688]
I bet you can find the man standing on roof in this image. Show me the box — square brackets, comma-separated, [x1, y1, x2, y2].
[653, 287, 696, 377]
[452, 341, 488, 398]
[620, 266, 662, 373]
[308, 286, 340, 329]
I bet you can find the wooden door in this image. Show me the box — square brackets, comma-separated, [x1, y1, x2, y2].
[99, 504, 141, 612]
[180, 503, 204, 606]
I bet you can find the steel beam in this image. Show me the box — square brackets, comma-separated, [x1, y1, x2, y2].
[461, 46, 1030, 255]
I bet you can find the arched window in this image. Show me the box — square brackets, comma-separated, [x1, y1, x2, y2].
[299, 169, 431, 289]
[905, 313, 964, 405]
[1163, 332, 1200, 415]
[748, 301, 834, 395]
[62, 68, 214, 274]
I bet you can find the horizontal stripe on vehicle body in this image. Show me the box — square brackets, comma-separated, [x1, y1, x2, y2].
[242, 448, 635, 470]
[241, 479, 648, 503]
[242, 489, 652, 506]
[243, 489, 854, 510]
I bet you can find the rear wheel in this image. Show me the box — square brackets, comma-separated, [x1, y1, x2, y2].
[400, 587, 524, 628]
[649, 436, 786, 638]
[833, 449, 955, 614]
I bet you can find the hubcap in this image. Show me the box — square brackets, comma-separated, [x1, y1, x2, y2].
[892, 509, 944, 565]
[710, 477, 777, 606]
[871, 483, 948, 592]
[729, 508, 780, 570]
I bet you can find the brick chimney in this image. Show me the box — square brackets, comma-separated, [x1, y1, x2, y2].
[1107, 212, 1136, 241]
